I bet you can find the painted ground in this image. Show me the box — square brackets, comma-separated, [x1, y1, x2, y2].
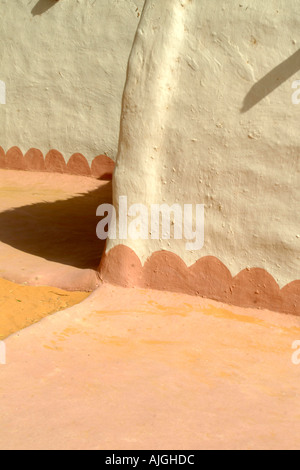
[0, 284, 299, 450]
[0, 277, 89, 340]
[0, 169, 299, 450]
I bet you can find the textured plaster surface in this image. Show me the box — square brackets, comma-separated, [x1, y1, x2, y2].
[0, 283, 300, 450]
[109, 0, 300, 288]
[0, 0, 145, 161]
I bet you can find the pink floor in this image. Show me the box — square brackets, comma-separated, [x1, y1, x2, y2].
[1, 284, 300, 450]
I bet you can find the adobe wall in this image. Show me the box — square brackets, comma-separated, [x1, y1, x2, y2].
[101, 0, 300, 314]
[0, 0, 144, 164]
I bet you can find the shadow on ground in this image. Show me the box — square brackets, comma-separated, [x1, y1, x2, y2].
[0, 182, 112, 270]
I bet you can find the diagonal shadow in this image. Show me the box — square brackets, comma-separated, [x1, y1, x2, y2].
[241, 48, 300, 112]
[31, 0, 58, 16]
[0, 182, 112, 270]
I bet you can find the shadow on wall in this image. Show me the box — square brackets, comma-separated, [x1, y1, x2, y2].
[241, 48, 300, 112]
[31, 0, 58, 16]
[0, 182, 112, 270]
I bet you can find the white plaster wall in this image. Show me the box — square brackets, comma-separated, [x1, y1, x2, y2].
[0, 0, 145, 162]
[109, 0, 300, 287]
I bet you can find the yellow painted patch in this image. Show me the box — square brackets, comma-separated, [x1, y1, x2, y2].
[0, 278, 89, 340]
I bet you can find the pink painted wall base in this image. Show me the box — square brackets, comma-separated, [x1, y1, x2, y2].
[99, 246, 299, 316]
[0, 146, 115, 180]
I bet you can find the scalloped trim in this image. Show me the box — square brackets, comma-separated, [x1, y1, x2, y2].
[99, 245, 300, 316]
[0, 146, 115, 180]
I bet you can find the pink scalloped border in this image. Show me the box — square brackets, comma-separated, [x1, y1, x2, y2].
[99, 245, 300, 316]
[0, 146, 115, 180]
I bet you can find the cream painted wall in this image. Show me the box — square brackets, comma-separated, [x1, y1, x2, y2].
[108, 0, 300, 288]
[0, 0, 145, 162]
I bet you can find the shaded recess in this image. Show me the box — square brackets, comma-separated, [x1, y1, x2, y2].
[0, 182, 112, 270]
